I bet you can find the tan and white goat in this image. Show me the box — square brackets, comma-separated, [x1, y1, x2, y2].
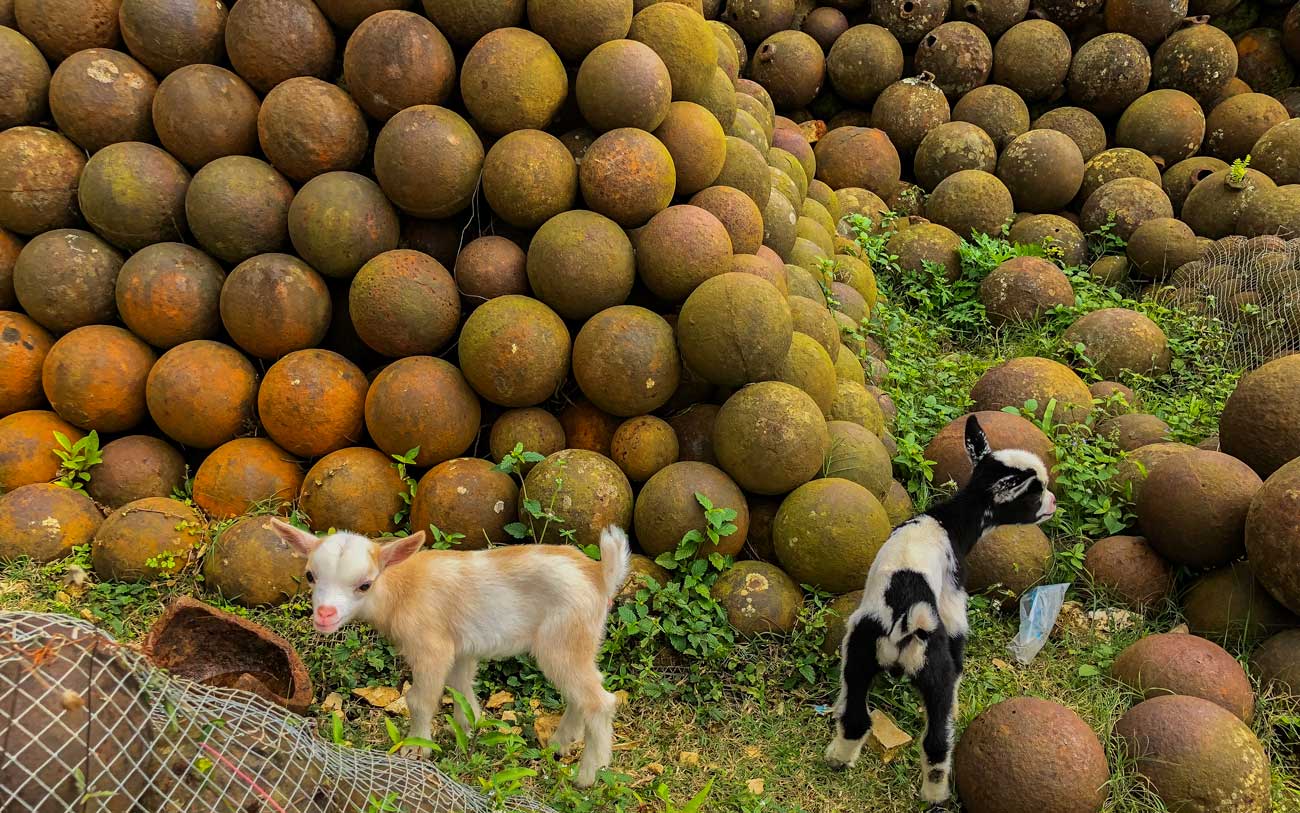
[271, 520, 631, 788]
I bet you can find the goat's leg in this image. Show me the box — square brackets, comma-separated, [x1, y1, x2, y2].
[537, 635, 616, 788]
[448, 657, 482, 732]
[916, 646, 958, 805]
[400, 648, 452, 759]
[825, 620, 882, 769]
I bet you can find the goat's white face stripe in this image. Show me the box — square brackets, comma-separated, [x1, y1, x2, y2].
[991, 449, 1049, 483]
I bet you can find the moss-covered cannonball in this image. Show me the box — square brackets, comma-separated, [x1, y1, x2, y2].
[411, 458, 519, 549]
[0, 26, 49, 129]
[1185, 560, 1298, 644]
[611, 416, 679, 483]
[992, 20, 1070, 101]
[1032, 107, 1107, 163]
[365, 356, 479, 467]
[42, 325, 155, 433]
[1062, 308, 1172, 379]
[1237, 185, 1300, 239]
[1250, 118, 1300, 187]
[0, 483, 101, 563]
[1184, 168, 1278, 241]
[1245, 457, 1300, 615]
[0, 312, 49, 417]
[257, 77, 366, 185]
[1251, 629, 1300, 693]
[824, 420, 891, 499]
[972, 356, 1093, 424]
[288, 172, 399, 280]
[1067, 32, 1151, 117]
[152, 65, 259, 171]
[955, 697, 1109, 813]
[1007, 215, 1085, 267]
[482, 130, 578, 231]
[1112, 633, 1254, 723]
[461, 27, 567, 136]
[528, 0, 630, 62]
[1125, 218, 1199, 281]
[145, 340, 256, 449]
[575, 39, 671, 133]
[580, 128, 676, 228]
[117, 0, 226, 76]
[871, 76, 951, 157]
[574, 306, 680, 417]
[788, 295, 838, 359]
[1099, 413, 1173, 451]
[193, 438, 302, 519]
[375, 105, 483, 219]
[997, 129, 1084, 213]
[184, 157, 291, 266]
[257, 350, 367, 459]
[628, 2, 715, 100]
[1091, 380, 1140, 415]
[886, 221, 961, 281]
[1083, 535, 1173, 609]
[92, 496, 204, 581]
[227, 1, 333, 94]
[525, 211, 633, 321]
[928, 170, 1014, 238]
[773, 478, 889, 593]
[203, 515, 306, 606]
[454, 236, 527, 311]
[829, 379, 886, 435]
[913, 121, 997, 193]
[13, 0, 120, 61]
[814, 126, 900, 198]
[654, 102, 727, 197]
[1114, 441, 1194, 501]
[521, 449, 633, 548]
[772, 332, 837, 415]
[979, 256, 1075, 326]
[1203, 93, 1288, 162]
[951, 83, 1029, 149]
[1220, 354, 1300, 478]
[78, 141, 189, 251]
[1078, 149, 1162, 211]
[677, 272, 792, 388]
[966, 524, 1052, 603]
[1114, 695, 1269, 813]
[1116, 90, 1207, 167]
[48, 48, 156, 154]
[220, 254, 330, 360]
[915, 22, 993, 99]
[1081, 177, 1174, 242]
[299, 447, 405, 536]
[84, 434, 184, 510]
[716, 135, 773, 208]
[712, 560, 803, 636]
[926, 410, 1056, 490]
[342, 10, 453, 122]
[714, 381, 829, 495]
[1233, 28, 1293, 97]
[421, 0, 524, 48]
[0, 410, 83, 492]
[821, 588, 864, 654]
[0, 127, 84, 236]
[690, 186, 764, 255]
[826, 24, 903, 105]
[764, 189, 800, 260]
[114, 243, 224, 350]
[349, 249, 458, 359]
[490, 408, 566, 473]
[458, 295, 570, 408]
[616, 553, 671, 601]
[748, 30, 824, 110]
[1162, 157, 1230, 217]
[634, 460, 749, 557]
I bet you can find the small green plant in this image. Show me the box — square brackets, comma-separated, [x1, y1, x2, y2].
[1228, 154, 1251, 185]
[170, 468, 195, 504]
[53, 430, 103, 492]
[390, 447, 420, 530]
[496, 443, 571, 543]
[364, 792, 405, 813]
[654, 492, 739, 573]
[656, 779, 713, 813]
[144, 549, 182, 573]
[427, 524, 466, 550]
[1086, 214, 1126, 261]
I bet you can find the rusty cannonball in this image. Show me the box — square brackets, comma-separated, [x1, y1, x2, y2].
[749, 30, 825, 110]
[992, 20, 1070, 102]
[525, 210, 633, 320]
[1181, 167, 1276, 240]
[193, 438, 303, 519]
[972, 356, 1093, 423]
[574, 305, 681, 417]
[224, 0, 334, 94]
[343, 11, 454, 121]
[147, 340, 257, 448]
[628, 2, 720, 101]
[482, 129, 579, 230]
[576, 39, 672, 133]
[927, 169, 1014, 237]
[952, 83, 1030, 149]
[289, 172, 400, 280]
[1062, 307, 1171, 378]
[42, 325, 155, 433]
[814, 126, 901, 198]
[1079, 148, 1162, 208]
[1246, 118, 1300, 187]
[1081, 177, 1173, 241]
[78, 141, 190, 252]
[528, 0, 632, 62]
[979, 255, 1075, 326]
[0, 483, 102, 564]
[1245, 457, 1300, 616]
[1151, 21, 1237, 105]
[151, 64, 259, 170]
[0, 127, 85, 236]
[49, 48, 157, 154]
[115, 242, 225, 349]
[638, 204, 735, 302]
[458, 295, 570, 408]
[580, 127, 677, 227]
[1082, 535, 1173, 609]
[0, 410, 83, 492]
[715, 135, 773, 208]
[205, 515, 306, 606]
[1032, 107, 1106, 163]
[679, 273, 793, 387]
[520, 448, 632, 547]
[14, 0, 121, 62]
[714, 381, 829, 495]
[1137, 449, 1262, 569]
[1116, 90, 1206, 166]
[827, 23, 903, 105]
[220, 254, 331, 360]
[655, 101, 727, 197]
[1125, 217, 1200, 280]
[298, 446, 405, 536]
[86, 434, 186, 509]
[556, 400, 619, 458]
[349, 249, 458, 358]
[374, 105, 484, 219]
[1204, 93, 1289, 162]
[611, 415, 679, 483]
[690, 185, 765, 255]
[119, 0, 226, 76]
[13, 229, 123, 333]
[411, 458, 519, 548]
[0, 26, 48, 129]
[634, 460, 749, 558]
[461, 27, 568, 136]
[1008, 215, 1087, 267]
[365, 356, 480, 467]
[1112, 633, 1254, 723]
[997, 128, 1085, 212]
[489, 408, 566, 471]
[913, 121, 997, 192]
[871, 75, 951, 156]
[182, 156, 292, 266]
[1067, 33, 1151, 117]
[1099, 413, 1172, 451]
[258, 77, 367, 184]
[454, 236, 528, 310]
[420, 0, 524, 48]
[93, 496, 204, 580]
[1233, 28, 1294, 97]
[0, 312, 50, 418]
[914, 22, 993, 98]
[257, 349, 368, 459]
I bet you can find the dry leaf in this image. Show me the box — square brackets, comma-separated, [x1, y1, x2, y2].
[646, 762, 665, 776]
[867, 710, 912, 762]
[746, 779, 765, 795]
[991, 658, 1013, 672]
[744, 746, 763, 759]
[486, 690, 514, 709]
[1169, 623, 1189, 634]
[799, 120, 826, 144]
[614, 690, 629, 707]
[533, 713, 563, 747]
[353, 686, 401, 708]
[54, 590, 71, 604]
[321, 692, 344, 713]
[679, 751, 700, 766]
[501, 710, 517, 723]
[384, 695, 409, 717]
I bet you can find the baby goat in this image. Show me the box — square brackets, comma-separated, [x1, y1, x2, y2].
[271, 519, 631, 788]
[824, 415, 1055, 805]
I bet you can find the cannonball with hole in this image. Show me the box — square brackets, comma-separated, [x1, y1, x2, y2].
[299, 447, 405, 536]
[1163, 157, 1229, 216]
[365, 356, 480, 468]
[78, 142, 190, 251]
[611, 416, 678, 483]
[14, 0, 120, 61]
[678, 273, 792, 388]
[714, 381, 829, 495]
[526, 210, 634, 321]
[635, 461, 749, 558]
[458, 295, 571, 408]
[748, 30, 825, 110]
[114, 242, 225, 349]
[375, 105, 483, 219]
[343, 10, 454, 122]
[559, 399, 621, 457]
[0, 312, 50, 417]
[713, 560, 803, 636]
[824, 420, 891, 500]
[461, 27, 567, 137]
[1137, 450, 1261, 569]
[1112, 633, 1254, 723]
[926, 411, 1056, 490]
[0, 483, 101, 563]
[1082, 535, 1173, 610]
[914, 121, 997, 193]
[13, 229, 122, 333]
[576, 39, 671, 133]
[1219, 349, 1300, 478]
[966, 525, 1052, 604]
[193, 438, 302, 519]
[1062, 308, 1171, 379]
[972, 357, 1092, 424]
[813, 127, 900, 198]
[119, 0, 226, 76]
[574, 306, 680, 417]
[224, 0, 334, 94]
[411, 458, 519, 549]
[580, 128, 677, 228]
[349, 249, 458, 358]
[0, 410, 82, 492]
[93, 496, 204, 580]
[483, 130, 578, 230]
[42, 326, 154, 434]
[915, 22, 993, 97]
[716, 136, 773, 208]
[0, 25, 49, 129]
[521, 449, 633, 548]
[490, 409, 566, 474]
[146, 340, 256, 449]
[86, 434, 185, 509]
[152, 65, 260, 170]
[204, 515, 306, 606]
[258, 78, 366, 184]
[1114, 695, 1269, 813]
[1183, 561, 1298, 644]
[258, 350, 367, 459]
[954, 697, 1109, 813]
[288, 172, 399, 280]
[421, 0, 524, 49]
[1081, 177, 1173, 242]
[220, 254, 330, 360]
[951, 84, 1028, 149]
[997, 129, 1084, 213]
[49, 48, 156, 154]
[690, 186, 764, 255]
[0, 126, 83, 236]
[455, 236, 527, 311]
[979, 256, 1075, 326]
[772, 332, 837, 415]
[1245, 457, 1300, 615]
[826, 23, 902, 105]
[927, 170, 1014, 238]
[774, 478, 890, 593]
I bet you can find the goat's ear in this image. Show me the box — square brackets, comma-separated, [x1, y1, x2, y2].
[270, 518, 322, 555]
[964, 415, 991, 464]
[991, 472, 1035, 503]
[378, 531, 426, 570]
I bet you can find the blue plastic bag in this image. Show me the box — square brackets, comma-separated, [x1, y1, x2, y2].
[1008, 583, 1070, 665]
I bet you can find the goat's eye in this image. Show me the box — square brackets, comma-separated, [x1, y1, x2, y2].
[358, 581, 372, 592]
[305, 571, 314, 584]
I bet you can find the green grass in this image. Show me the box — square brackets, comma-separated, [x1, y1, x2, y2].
[2, 214, 1298, 812]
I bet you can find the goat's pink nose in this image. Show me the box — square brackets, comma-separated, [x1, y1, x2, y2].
[316, 605, 338, 622]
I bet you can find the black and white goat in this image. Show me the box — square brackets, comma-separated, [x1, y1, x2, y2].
[824, 415, 1056, 805]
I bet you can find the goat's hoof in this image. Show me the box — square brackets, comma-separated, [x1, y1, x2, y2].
[398, 744, 432, 760]
[920, 781, 950, 805]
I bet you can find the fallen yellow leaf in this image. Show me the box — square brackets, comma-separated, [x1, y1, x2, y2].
[744, 746, 762, 759]
[533, 713, 563, 747]
[991, 658, 1013, 672]
[678, 750, 700, 766]
[868, 709, 912, 763]
[486, 690, 514, 709]
[646, 762, 665, 775]
[321, 692, 344, 713]
[384, 695, 409, 717]
[746, 778, 765, 795]
[353, 686, 401, 708]
[501, 710, 517, 722]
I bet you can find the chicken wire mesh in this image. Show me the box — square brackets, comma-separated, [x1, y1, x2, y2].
[1155, 235, 1300, 370]
[0, 611, 555, 813]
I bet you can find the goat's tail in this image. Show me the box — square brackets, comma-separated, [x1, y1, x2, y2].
[597, 525, 632, 602]
[887, 603, 939, 647]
